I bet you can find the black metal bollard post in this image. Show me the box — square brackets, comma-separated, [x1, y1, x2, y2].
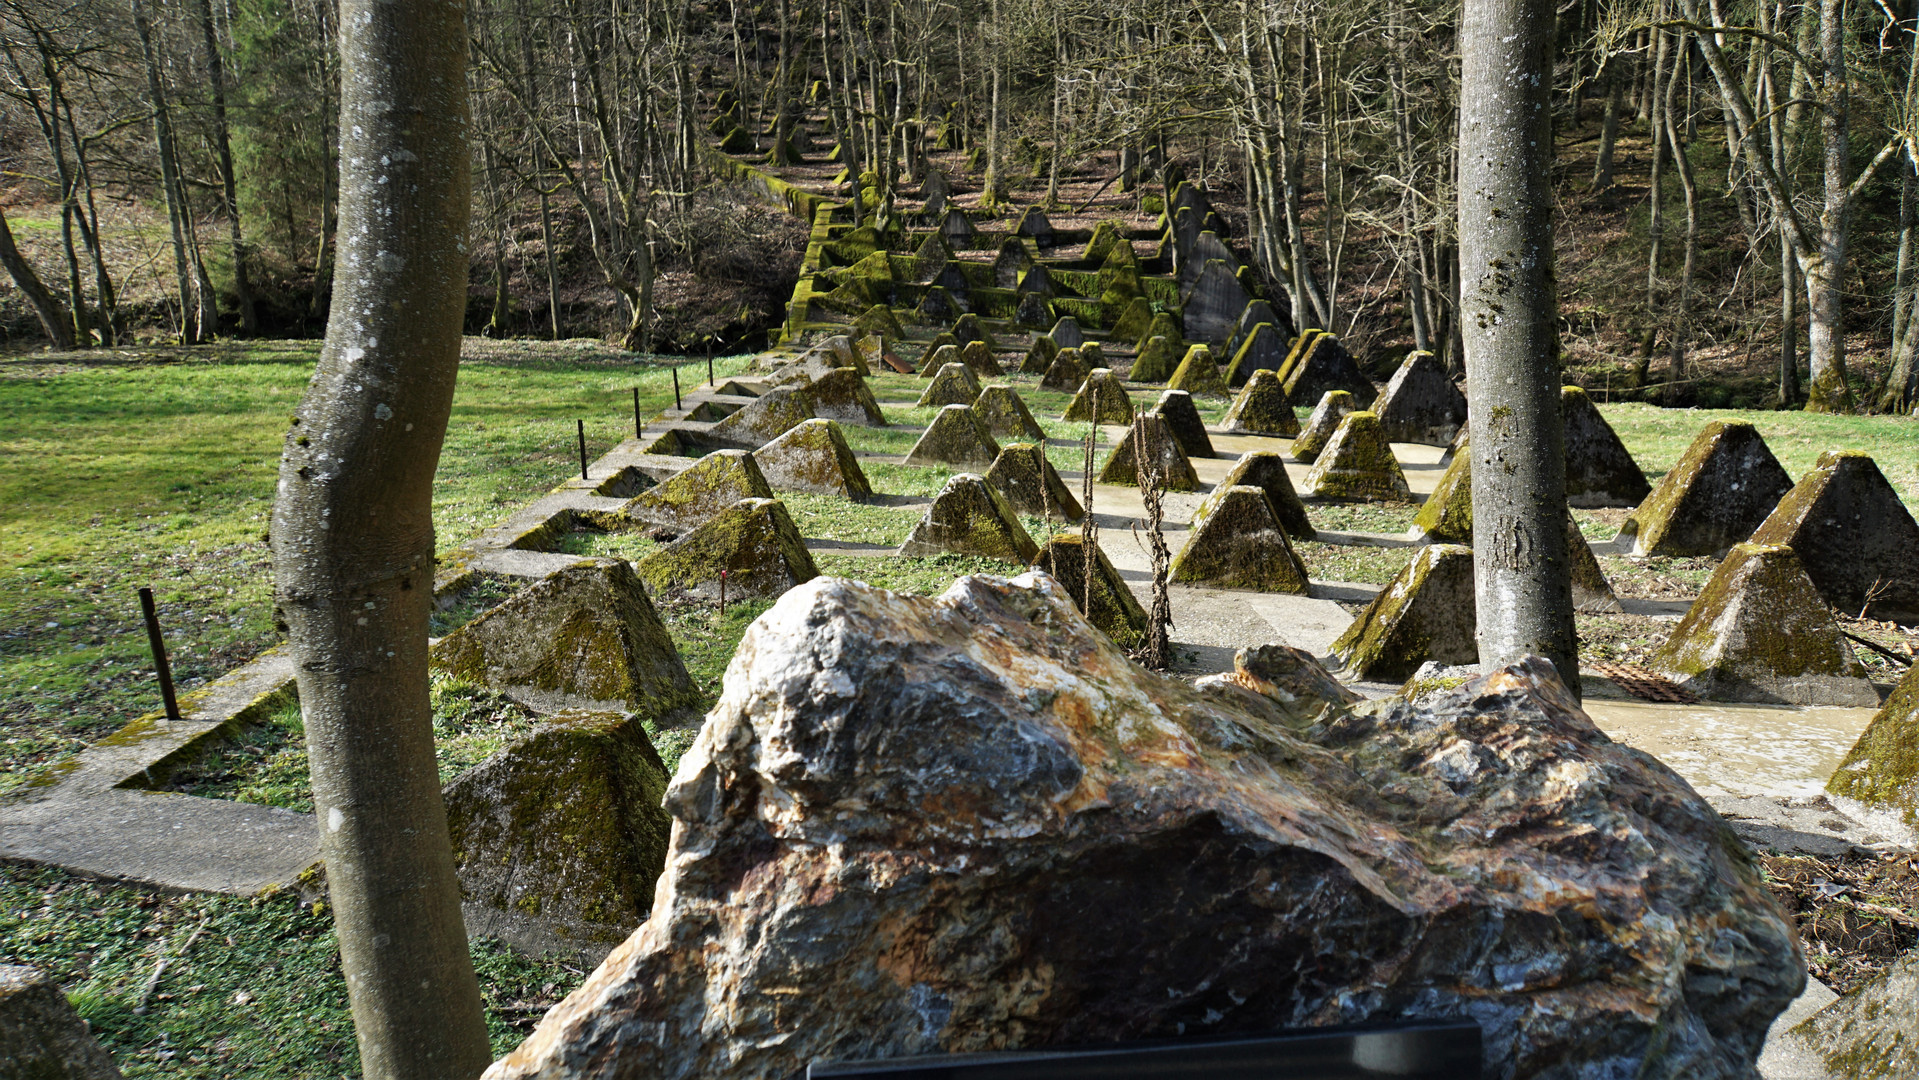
[672, 368, 681, 411]
[138, 587, 183, 721]
[633, 387, 642, 438]
[577, 418, 588, 480]
[707, 354, 714, 387]
[719, 569, 727, 615]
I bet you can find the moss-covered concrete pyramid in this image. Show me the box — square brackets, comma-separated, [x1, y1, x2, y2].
[1020, 334, 1058, 375]
[1561, 386, 1651, 507]
[1049, 316, 1086, 350]
[1130, 334, 1180, 383]
[633, 497, 819, 601]
[1079, 341, 1109, 369]
[1281, 332, 1377, 409]
[1827, 662, 1919, 830]
[902, 404, 1002, 468]
[1170, 485, 1310, 593]
[753, 418, 874, 499]
[1329, 544, 1478, 681]
[807, 367, 886, 427]
[1374, 351, 1466, 446]
[1039, 347, 1089, 392]
[618, 449, 775, 530]
[1566, 515, 1620, 614]
[974, 384, 1047, 441]
[1650, 542, 1873, 705]
[1216, 451, 1315, 540]
[704, 383, 816, 450]
[1225, 322, 1288, 389]
[920, 342, 962, 378]
[951, 313, 995, 350]
[431, 559, 699, 715]
[984, 442, 1083, 522]
[1411, 440, 1471, 543]
[959, 340, 1001, 379]
[1166, 343, 1228, 399]
[917, 362, 983, 408]
[1275, 328, 1324, 384]
[1150, 389, 1214, 459]
[1302, 411, 1412, 501]
[1223, 369, 1300, 436]
[1135, 310, 1181, 354]
[1097, 413, 1202, 490]
[443, 709, 672, 936]
[1110, 298, 1153, 343]
[1750, 450, 1919, 622]
[1615, 420, 1794, 556]
[1291, 390, 1355, 464]
[852, 304, 904, 341]
[898, 473, 1040, 563]
[1032, 534, 1149, 649]
[1062, 368, 1135, 424]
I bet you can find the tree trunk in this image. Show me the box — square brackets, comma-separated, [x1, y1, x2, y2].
[1459, 0, 1579, 688]
[130, 0, 203, 343]
[1592, 59, 1623, 191]
[1646, 26, 1670, 310]
[192, 0, 256, 335]
[1804, 0, 1854, 412]
[269, 0, 493, 1071]
[0, 205, 77, 348]
[1664, 33, 1700, 403]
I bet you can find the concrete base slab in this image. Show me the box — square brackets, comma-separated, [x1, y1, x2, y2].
[1583, 700, 1880, 801]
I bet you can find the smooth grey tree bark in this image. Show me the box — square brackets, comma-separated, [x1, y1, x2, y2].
[1458, 0, 1578, 688]
[0, 205, 76, 349]
[268, 0, 492, 1073]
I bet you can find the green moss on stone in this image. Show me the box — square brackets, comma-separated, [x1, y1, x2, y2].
[1166, 343, 1227, 399]
[903, 404, 1002, 468]
[1130, 335, 1180, 383]
[1171, 485, 1310, 592]
[1302, 412, 1412, 502]
[753, 418, 875, 498]
[1827, 663, 1919, 829]
[1040, 347, 1090, 393]
[1291, 390, 1355, 464]
[1062, 369, 1136, 424]
[1329, 544, 1478, 681]
[898, 474, 1039, 563]
[984, 442, 1084, 521]
[615, 449, 775, 531]
[917, 363, 984, 408]
[1020, 335, 1059, 375]
[975, 385, 1048, 442]
[1097, 414, 1202, 490]
[1215, 451, 1314, 540]
[1032, 534, 1149, 649]
[1223, 369, 1299, 436]
[633, 497, 820, 600]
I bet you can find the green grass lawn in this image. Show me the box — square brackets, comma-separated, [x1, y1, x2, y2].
[4, 341, 1917, 1078]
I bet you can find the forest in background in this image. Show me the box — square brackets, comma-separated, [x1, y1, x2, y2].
[1, 0, 1916, 412]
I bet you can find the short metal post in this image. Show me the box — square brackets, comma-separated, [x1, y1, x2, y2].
[138, 587, 182, 721]
[672, 368, 681, 411]
[577, 418, 588, 480]
[633, 387, 642, 437]
[719, 570, 727, 615]
[707, 354, 714, 387]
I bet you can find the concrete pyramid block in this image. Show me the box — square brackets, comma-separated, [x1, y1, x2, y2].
[1017, 264, 1056, 298]
[1082, 220, 1125, 263]
[1150, 389, 1214, 459]
[1222, 369, 1300, 437]
[984, 442, 1083, 521]
[753, 418, 874, 498]
[898, 473, 1040, 563]
[1180, 259, 1250, 347]
[704, 383, 816, 450]
[941, 207, 975, 243]
[1302, 411, 1413, 502]
[1329, 544, 1478, 681]
[959, 340, 1001, 379]
[1566, 514, 1620, 614]
[975, 384, 1047, 441]
[1374, 351, 1466, 446]
[1226, 322, 1288, 389]
[1171, 484, 1310, 592]
[431, 559, 699, 714]
[1014, 206, 1053, 241]
[443, 709, 671, 935]
[907, 231, 956, 284]
[1110, 298, 1153, 343]
[1078, 341, 1108, 369]
[1049, 316, 1085, 350]
[1040, 347, 1089, 392]
[1411, 442, 1472, 543]
[951, 313, 996, 351]
[807, 367, 886, 427]
[1650, 542, 1873, 705]
[1750, 450, 1919, 622]
[1292, 390, 1356, 464]
[917, 362, 984, 408]
[800, 334, 869, 376]
[1216, 451, 1315, 540]
[1130, 334, 1180, 383]
[903, 404, 1002, 468]
[1281, 332, 1377, 409]
[1827, 661, 1919, 829]
[992, 237, 1032, 287]
[618, 449, 775, 530]
[913, 287, 958, 324]
[1020, 334, 1059, 375]
[1097, 413, 1202, 490]
[1615, 420, 1793, 556]
[852, 304, 905, 341]
[1031, 534, 1149, 649]
[1226, 300, 1283, 359]
[920, 342, 960, 377]
[1166, 343, 1228, 399]
[634, 497, 820, 601]
[1561, 387, 1651, 507]
[1014, 291, 1054, 328]
[1136, 311, 1182, 354]
[1275, 329, 1324, 385]
[1063, 368, 1136, 424]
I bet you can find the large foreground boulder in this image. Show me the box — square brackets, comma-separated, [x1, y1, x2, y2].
[445, 711, 672, 941]
[485, 574, 1802, 1080]
[0, 966, 122, 1079]
[431, 559, 699, 715]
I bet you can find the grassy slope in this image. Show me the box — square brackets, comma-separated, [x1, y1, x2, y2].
[3, 342, 1916, 1078]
